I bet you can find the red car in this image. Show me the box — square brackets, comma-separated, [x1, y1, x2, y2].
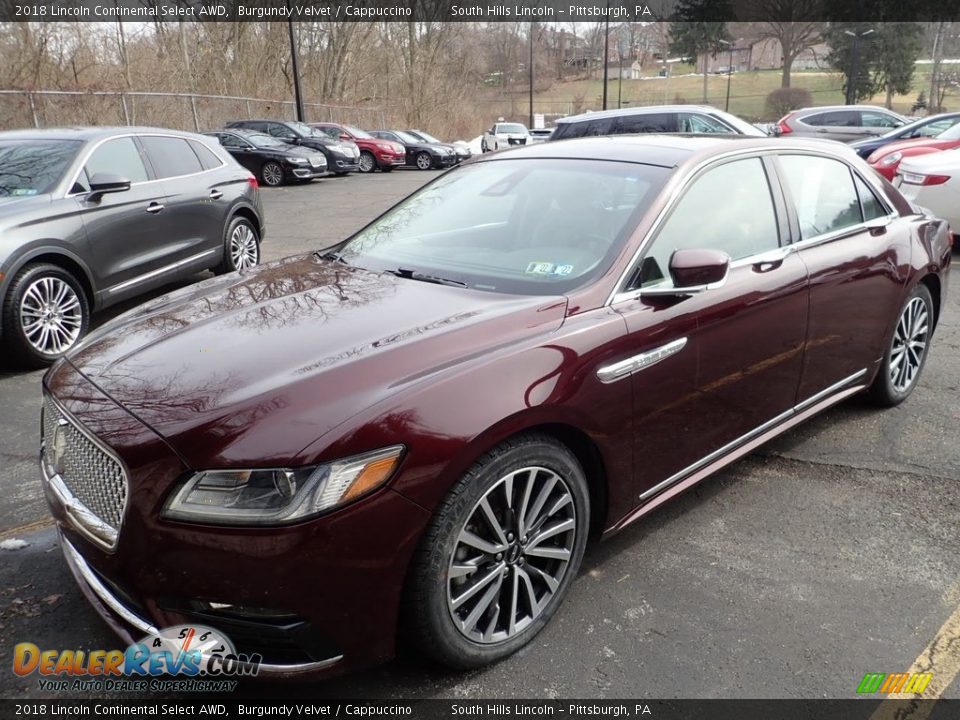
[40, 136, 950, 680]
[310, 122, 405, 174]
[867, 122, 960, 179]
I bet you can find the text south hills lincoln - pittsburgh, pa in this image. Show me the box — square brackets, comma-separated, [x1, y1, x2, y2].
[449, 5, 654, 18]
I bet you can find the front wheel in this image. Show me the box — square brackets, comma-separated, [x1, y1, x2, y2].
[260, 161, 284, 187]
[359, 151, 377, 174]
[215, 216, 261, 275]
[404, 434, 589, 669]
[868, 283, 934, 406]
[1, 263, 90, 368]
[415, 151, 433, 170]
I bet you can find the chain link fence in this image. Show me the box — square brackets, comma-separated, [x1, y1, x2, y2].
[0, 90, 390, 133]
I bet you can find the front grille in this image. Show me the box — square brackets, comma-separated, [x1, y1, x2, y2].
[508, 138, 527, 146]
[309, 157, 323, 168]
[42, 394, 127, 534]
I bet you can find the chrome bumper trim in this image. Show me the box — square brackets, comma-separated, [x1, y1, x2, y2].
[60, 536, 344, 676]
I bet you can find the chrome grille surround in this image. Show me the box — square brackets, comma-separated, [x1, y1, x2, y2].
[40, 393, 128, 550]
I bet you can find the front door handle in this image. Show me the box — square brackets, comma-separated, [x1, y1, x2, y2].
[751, 246, 792, 271]
[209, 189, 223, 200]
[145, 202, 164, 214]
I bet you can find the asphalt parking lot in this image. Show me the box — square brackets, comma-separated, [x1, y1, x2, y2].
[1, 168, 959, 701]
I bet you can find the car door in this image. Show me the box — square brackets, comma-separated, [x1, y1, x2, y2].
[774, 153, 910, 402]
[861, 110, 904, 139]
[138, 135, 228, 271]
[612, 155, 808, 500]
[73, 135, 170, 295]
[215, 132, 258, 174]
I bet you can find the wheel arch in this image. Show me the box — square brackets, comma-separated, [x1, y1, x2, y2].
[919, 272, 942, 330]
[3, 249, 96, 311]
[230, 204, 263, 241]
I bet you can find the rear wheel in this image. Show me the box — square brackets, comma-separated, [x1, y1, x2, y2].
[260, 161, 284, 187]
[868, 283, 934, 406]
[359, 151, 376, 174]
[2, 263, 89, 368]
[215, 216, 261, 275]
[416, 152, 433, 170]
[404, 434, 589, 668]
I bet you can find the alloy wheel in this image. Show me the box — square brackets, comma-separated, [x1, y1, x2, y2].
[416, 153, 432, 170]
[889, 296, 929, 393]
[230, 224, 260, 270]
[447, 466, 577, 644]
[19, 276, 83, 355]
[359, 153, 375, 173]
[261, 163, 283, 186]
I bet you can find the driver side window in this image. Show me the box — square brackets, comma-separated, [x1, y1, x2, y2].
[637, 158, 779, 288]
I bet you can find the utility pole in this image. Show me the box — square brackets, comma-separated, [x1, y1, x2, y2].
[719, 39, 733, 112]
[529, 21, 535, 128]
[602, 18, 610, 110]
[287, 10, 305, 121]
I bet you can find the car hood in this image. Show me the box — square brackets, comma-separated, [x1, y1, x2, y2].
[64, 255, 567, 467]
[276, 145, 324, 160]
[0, 193, 51, 218]
[872, 137, 956, 158]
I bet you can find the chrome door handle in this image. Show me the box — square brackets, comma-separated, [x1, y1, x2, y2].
[209, 189, 223, 200]
[145, 202, 164, 214]
[751, 246, 792, 270]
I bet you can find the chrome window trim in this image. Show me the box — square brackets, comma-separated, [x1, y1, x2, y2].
[104, 248, 218, 295]
[637, 369, 868, 501]
[597, 337, 688, 384]
[60, 537, 344, 676]
[40, 394, 130, 552]
[65, 132, 226, 198]
[606, 145, 902, 306]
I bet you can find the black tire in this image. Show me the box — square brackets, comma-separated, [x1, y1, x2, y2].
[215, 216, 261, 275]
[415, 151, 433, 170]
[359, 151, 377, 174]
[1, 263, 90, 368]
[259, 161, 285, 187]
[868, 283, 934, 407]
[381, 165, 394, 173]
[403, 434, 589, 669]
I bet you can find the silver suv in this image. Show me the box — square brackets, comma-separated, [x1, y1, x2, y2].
[773, 105, 907, 143]
[0, 127, 264, 367]
[549, 105, 767, 141]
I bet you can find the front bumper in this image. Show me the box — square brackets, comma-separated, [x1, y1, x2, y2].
[330, 157, 360, 172]
[375, 151, 405, 167]
[41, 362, 432, 680]
[436, 154, 457, 167]
[290, 166, 327, 179]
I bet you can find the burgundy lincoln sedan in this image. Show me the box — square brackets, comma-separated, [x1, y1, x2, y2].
[40, 136, 950, 678]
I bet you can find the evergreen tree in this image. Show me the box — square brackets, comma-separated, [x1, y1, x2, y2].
[669, 0, 733, 103]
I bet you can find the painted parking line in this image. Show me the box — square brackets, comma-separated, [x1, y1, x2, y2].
[870, 581, 960, 719]
[0, 516, 54, 542]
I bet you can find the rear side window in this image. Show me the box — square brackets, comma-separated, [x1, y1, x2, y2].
[140, 136, 203, 178]
[862, 111, 900, 129]
[613, 113, 678, 134]
[779, 155, 863, 239]
[679, 113, 732, 133]
[189, 140, 222, 170]
[854, 175, 889, 221]
[805, 111, 860, 127]
[217, 133, 246, 149]
[84, 137, 148, 184]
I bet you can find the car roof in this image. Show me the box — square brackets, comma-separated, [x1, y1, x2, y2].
[557, 105, 729, 124]
[476, 134, 857, 169]
[794, 105, 902, 115]
[0, 126, 206, 142]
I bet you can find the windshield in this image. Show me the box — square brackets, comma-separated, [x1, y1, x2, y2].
[248, 133, 291, 149]
[337, 158, 669, 295]
[394, 131, 422, 144]
[498, 124, 528, 134]
[345, 125, 373, 139]
[936, 123, 960, 140]
[0, 139, 82, 196]
[288, 121, 321, 138]
[416, 130, 441, 143]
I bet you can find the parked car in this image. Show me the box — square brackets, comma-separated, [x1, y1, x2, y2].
[866, 122, 960, 180]
[773, 105, 908, 143]
[406, 129, 472, 162]
[0, 127, 263, 367]
[481, 121, 530, 152]
[309, 122, 405, 173]
[550, 105, 767, 141]
[226, 120, 360, 175]
[849, 112, 960, 159]
[368, 130, 457, 170]
[528, 128, 554, 143]
[896, 149, 960, 237]
[41, 135, 949, 680]
[204, 129, 327, 186]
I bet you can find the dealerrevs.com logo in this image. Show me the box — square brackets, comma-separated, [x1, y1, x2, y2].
[12, 624, 261, 692]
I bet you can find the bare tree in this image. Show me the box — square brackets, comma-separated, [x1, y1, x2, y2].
[755, 0, 825, 87]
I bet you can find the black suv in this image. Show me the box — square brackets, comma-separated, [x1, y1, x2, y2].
[226, 120, 360, 175]
[0, 127, 264, 367]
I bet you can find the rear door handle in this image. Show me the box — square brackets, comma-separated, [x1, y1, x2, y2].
[146, 202, 164, 214]
[209, 189, 223, 200]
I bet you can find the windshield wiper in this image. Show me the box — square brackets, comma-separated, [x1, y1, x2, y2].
[384, 268, 467, 288]
[316, 249, 346, 263]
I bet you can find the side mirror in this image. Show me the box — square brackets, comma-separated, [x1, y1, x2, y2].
[339, 133, 351, 141]
[641, 249, 730, 297]
[88, 173, 131, 199]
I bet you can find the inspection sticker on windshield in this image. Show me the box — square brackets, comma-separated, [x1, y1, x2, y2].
[526, 262, 574, 276]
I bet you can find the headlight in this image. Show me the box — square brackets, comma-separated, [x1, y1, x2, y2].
[289, 157, 309, 164]
[881, 152, 903, 166]
[161, 446, 404, 525]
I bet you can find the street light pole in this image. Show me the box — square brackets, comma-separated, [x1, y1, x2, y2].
[719, 39, 734, 112]
[602, 18, 610, 110]
[286, 10, 305, 121]
[529, 21, 535, 128]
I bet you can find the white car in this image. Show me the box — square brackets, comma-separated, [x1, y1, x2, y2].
[896, 149, 960, 235]
[481, 122, 530, 152]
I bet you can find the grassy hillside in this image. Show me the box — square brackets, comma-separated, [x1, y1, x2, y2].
[514, 68, 951, 122]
